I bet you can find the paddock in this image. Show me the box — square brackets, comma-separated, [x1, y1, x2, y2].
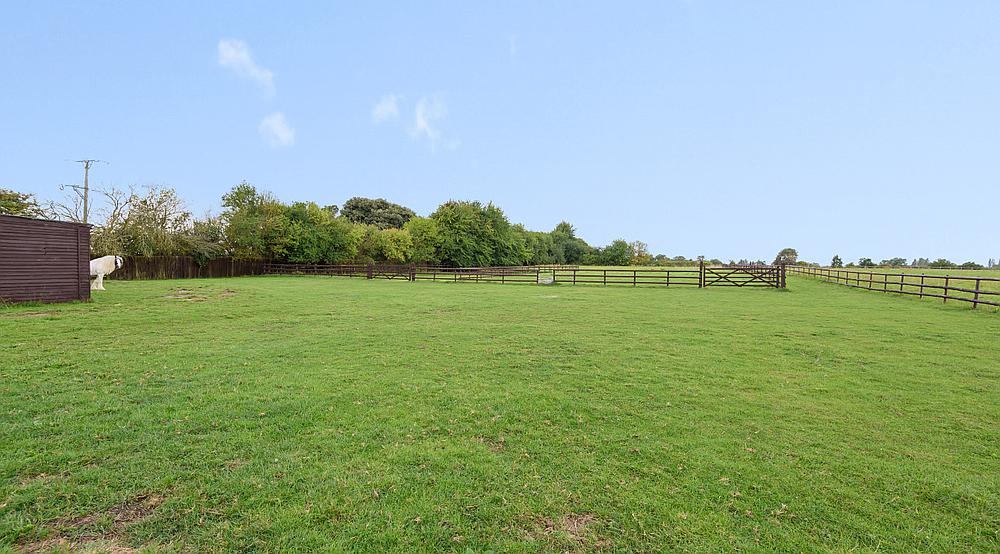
[2, 275, 996, 551]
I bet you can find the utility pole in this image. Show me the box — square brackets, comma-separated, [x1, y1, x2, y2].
[66, 159, 103, 223]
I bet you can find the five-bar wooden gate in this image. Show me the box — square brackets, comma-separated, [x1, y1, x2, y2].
[700, 263, 785, 288]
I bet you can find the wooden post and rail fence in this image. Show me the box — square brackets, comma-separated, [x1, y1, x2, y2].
[96, 256, 1000, 310]
[787, 265, 1000, 309]
[261, 261, 787, 288]
[105, 257, 787, 288]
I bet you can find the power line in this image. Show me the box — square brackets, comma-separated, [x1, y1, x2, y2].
[63, 159, 106, 224]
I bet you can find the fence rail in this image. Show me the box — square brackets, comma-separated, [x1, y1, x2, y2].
[788, 265, 1000, 309]
[264, 262, 787, 288]
[104, 258, 787, 289]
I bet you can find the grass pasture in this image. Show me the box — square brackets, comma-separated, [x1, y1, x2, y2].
[1, 276, 998, 552]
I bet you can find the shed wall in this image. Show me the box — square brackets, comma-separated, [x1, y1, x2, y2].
[0, 215, 91, 304]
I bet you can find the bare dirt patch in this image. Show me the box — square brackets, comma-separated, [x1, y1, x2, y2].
[18, 494, 165, 554]
[476, 436, 506, 452]
[18, 472, 68, 486]
[223, 458, 247, 470]
[1, 311, 60, 319]
[164, 289, 206, 301]
[19, 537, 137, 553]
[104, 494, 165, 525]
[164, 287, 237, 302]
[524, 513, 607, 549]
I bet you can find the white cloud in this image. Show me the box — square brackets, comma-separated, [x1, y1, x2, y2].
[410, 95, 459, 150]
[412, 96, 444, 143]
[258, 112, 295, 147]
[218, 39, 275, 95]
[372, 94, 401, 123]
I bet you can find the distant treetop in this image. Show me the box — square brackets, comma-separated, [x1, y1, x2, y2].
[341, 197, 416, 229]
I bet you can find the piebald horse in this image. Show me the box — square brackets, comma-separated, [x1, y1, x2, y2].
[90, 255, 124, 290]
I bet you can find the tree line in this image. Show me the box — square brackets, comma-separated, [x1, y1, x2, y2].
[828, 254, 993, 270]
[1, 185, 712, 267]
[5, 187, 993, 269]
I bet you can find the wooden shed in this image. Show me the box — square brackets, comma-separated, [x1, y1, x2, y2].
[0, 214, 91, 304]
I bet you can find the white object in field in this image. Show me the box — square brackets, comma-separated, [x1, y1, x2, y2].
[538, 274, 555, 285]
[90, 255, 123, 291]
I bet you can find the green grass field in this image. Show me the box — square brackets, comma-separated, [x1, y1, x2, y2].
[2, 276, 998, 552]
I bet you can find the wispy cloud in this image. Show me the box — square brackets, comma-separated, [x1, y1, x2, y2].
[218, 39, 275, 95]
[259, 112, 295, 147]
[372, 94, 401, 123]
[412, 96, 444, 143]
[372, 93, 458, 151]
[409, 95, 459, 150]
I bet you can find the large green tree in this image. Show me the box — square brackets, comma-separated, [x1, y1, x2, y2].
[550, 221, 592, 264]
[0, 188, 45, 217]
[404, 216, 442, 265]
[355, 224, 415, 264]
[341, 197, 415, 229]
[221, 183, 292, 260]
[773, 247, 798, 266]
[430, 201, 530, 267]
[284, 201, 356, 264]
[521, 228, 557, 265]
[599, 240, 632, 266]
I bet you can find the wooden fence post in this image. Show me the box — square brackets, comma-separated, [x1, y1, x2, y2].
[699, 260, 705, 288]
[973, 278, 981, 309]
[367, 263, 373, 280]
[943, 276, 950, 303]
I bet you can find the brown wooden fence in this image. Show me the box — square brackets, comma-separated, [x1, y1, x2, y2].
[788, 265, 1000, 309]
[107, 256, 267, 280]
[103, 258, 787, 289]
[550, 266, 701, 286]
[264, 264, 553, 284]
[264, 262, 787, 288]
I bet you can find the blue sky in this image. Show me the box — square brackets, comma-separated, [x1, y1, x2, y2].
[2, 1, 998, 264]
